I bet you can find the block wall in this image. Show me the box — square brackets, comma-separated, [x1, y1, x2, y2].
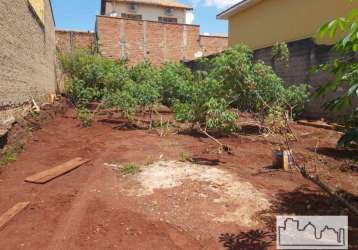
[0, 0, 56, 126]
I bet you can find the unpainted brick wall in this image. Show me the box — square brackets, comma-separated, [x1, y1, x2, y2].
[96, 16, 228, 66]
[56, 30, 96, 54]
[200, 35, 228, 56]
[0, 0, 56, 126]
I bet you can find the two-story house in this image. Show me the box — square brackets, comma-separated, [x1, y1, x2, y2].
[100, 0, 193, 24]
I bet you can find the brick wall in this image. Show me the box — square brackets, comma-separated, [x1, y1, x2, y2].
[199, 35, 228, 56]
[56, 30, 96, 53]
[0, 0, 56, 126]
[96, 15, 228, 66]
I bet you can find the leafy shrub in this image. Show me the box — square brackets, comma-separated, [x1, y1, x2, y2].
[272, 42, 289, 66]
[104, 89, 138, 118]
[205, 98, 239, 133]
[60, 49, 131, 91]
[284, 84, 310, 119]
[65, 78, 100, 107]
[159, 62, 194, 106]
[75, 107, 93, 127]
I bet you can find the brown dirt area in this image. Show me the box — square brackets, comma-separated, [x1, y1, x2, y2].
[0, 103, 357, 250]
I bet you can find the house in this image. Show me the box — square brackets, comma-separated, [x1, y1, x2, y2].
[216, 0, 358, 119]
[0, 0, 57, 127]
[94, 0, 228, 66]
[217, 0, 358, 49]
[100, 0, 194, 24]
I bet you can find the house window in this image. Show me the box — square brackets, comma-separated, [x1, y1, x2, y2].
[121, 13, 142, 20]
[28, 0, 45, 24]
[128, 3, 138, 12]
[158, 17, 178, 23]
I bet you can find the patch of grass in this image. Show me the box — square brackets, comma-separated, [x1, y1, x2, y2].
[179, 152, 191, 162]
[75, 107, 93, 127]
[0, 142, 25, 167]
[0, 149, 17, 166]
[120, 164, 141, 175]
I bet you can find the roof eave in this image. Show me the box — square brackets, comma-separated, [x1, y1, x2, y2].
[217, 0, 262, 20]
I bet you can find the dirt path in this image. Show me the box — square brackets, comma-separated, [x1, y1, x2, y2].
[0, 109, 357, 249]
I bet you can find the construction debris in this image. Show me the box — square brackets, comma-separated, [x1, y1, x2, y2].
[0, 202, 30, 231]
[25, 157, 90, 184]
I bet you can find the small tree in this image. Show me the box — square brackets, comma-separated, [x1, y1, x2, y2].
[316, 6, 358, 146]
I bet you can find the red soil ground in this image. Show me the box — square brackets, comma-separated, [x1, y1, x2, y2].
[0, 103, 357, 250]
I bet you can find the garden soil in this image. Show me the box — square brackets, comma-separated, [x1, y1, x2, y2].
[0, 107, 357, 249]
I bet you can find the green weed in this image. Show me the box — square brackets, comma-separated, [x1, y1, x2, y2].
[120, 164, 141, 175]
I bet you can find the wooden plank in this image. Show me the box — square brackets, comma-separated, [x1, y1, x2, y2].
[297, 120, 335, 130]
[25, 157, 90, 184]
[0, 202, 30, 231]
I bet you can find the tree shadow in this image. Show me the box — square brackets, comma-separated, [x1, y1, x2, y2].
[219, 230, 273, 250]
[258, 186, 358, 249]
[238, 124, 263, 136]
[190, 157, 221, 166]
[309, 147, 358, 161]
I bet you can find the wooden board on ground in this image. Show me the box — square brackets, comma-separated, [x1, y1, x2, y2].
[297, 120, 335, 130]
[0, 202, 30, 231]
[25, 157, 90, 184]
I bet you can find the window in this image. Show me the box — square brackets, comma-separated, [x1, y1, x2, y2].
[121, 13, 142, 20]
[28, 0, 45, 24]
[128, 3, 138, 12]
[158, 17, 178, 23]
[164, 8, 175, 16]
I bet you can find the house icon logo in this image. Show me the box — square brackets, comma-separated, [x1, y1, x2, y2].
[276, 216, 348, 249]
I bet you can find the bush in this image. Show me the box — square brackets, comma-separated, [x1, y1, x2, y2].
[65, 78, 100, 107]
[104, 89, 138, 118]
[75, 107, 93, 127]
[61, 46, 309, 134]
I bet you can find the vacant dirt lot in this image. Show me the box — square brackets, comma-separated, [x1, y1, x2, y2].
[0, 105, 357, 249]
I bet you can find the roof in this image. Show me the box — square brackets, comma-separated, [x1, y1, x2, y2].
[103, 0, 192, 10]
[217, 0, 263, 19]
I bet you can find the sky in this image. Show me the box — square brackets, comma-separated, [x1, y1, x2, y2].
[51, 0, 241, 35]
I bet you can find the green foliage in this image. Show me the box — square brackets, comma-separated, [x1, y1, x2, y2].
[120, 164, 141, 175]
[316, 6, 358, 147]
[59, 49, 130, 91]
[65, 79, 99, 107]
[61, 46, 308, 135]
[284, 84, 310, 118]
[205, 98, 239, 133]
[272, 42, 290, 66]
[0, 148, 17, 166]
[75, 107, 93, 127]
[159, 62, 194, 106]
[316, 7, 358, 111]
[104, 89, 138, 118]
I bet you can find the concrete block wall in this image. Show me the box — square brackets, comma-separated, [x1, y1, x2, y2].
[253, 38, 356, 118]
[0, 0, 56, 126]
[96, 15, 228, 66]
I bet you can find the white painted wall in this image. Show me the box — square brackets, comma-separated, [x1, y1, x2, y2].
[105, 2, 190, 24]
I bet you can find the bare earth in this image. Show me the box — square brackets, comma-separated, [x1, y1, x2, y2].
[0, 106, 357, 250]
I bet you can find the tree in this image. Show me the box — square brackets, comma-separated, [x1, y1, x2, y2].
[316, 5, 358, 146]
